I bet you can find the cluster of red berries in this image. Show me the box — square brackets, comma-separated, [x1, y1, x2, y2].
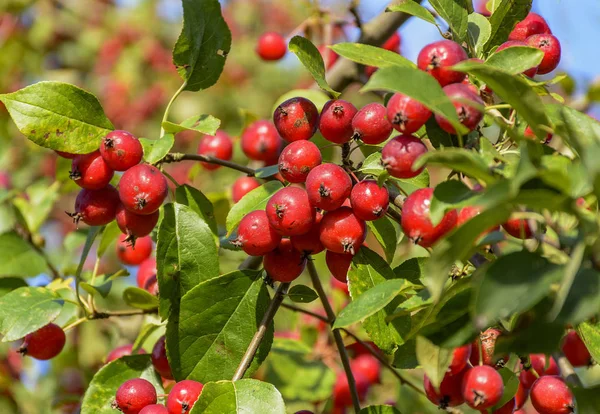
[424, 328, 581, 414]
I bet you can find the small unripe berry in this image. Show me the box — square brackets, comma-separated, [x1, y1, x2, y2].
[19, 323, 66, 360]
[326, 250, 353, 283]
[197, 131, 234, 170]
[530, 376, 575, 414]
[273, 97, 319, 142]
[234, 210, 282, 256]
[381, 135, 428, 179]
[350, 180, 389, 221]
[70, 150, 114, 190]
[116, 234, 153, 266]
[137, 258, 158, 295]
[278, 140, 322, 183]
[256, 32, 287, 61]
[502, 216, 534, 239]
[100, 130, 143, 171]
[509, 12, 551, 41]
[231, 177, 261, 203]
[351, 103, 393, 145]
[461, 365, 504, 409]
[386, 93, 431, 134]
[116, 203, 159, 239]
[290, 211, 324, 255]
[241, 120, 282, 161]
[519, 354, 559, 389]
[448, 345, 471, 375]
[119, 164, 168, 215]
[114, 378, 157, 414]
[496, 40, 539, 77]
[424, 370, 465, 408]
[526, 33, 561, 74]
[319, 99, 358, 144]
[417, 40, 468, 86]
[562, 330, 592, 368]
[266, 187, 315, 236]
[264, 239, 307, 282]
[72, 185, 120, 226]
[320, 207, 366, 255]
[305, 163, 352, 211]
[151, 336, 173, 380]
[435, 83, 484, 134]
[139, 405, 168, 414]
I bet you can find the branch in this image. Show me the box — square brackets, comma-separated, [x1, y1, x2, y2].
[233, 282, 290, 380]
[162, 153, 257, 176]
[553, 352, 584, 388]
[239, 255, 264, 271]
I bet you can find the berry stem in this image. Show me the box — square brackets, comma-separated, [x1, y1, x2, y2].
[75, 226, 102, 316]
[162, 153, 259, 177]
[160, 81, 187, 137]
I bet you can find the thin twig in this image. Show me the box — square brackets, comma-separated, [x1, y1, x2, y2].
[282, 302, 329, 322]
[162, 153, 257, 176]
[239, 255, 263, 271]
[553, 352, 584, 388]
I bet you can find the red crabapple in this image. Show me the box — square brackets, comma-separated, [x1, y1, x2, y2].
[305, 163, 352, 211]
[351, 354, 381, 384]
[417, 40, 468, 86]
[106, 344, 144, 363]
[234, 210, 282, 255]
[461, 365, 504, 409]
[273, 97, 319, 142]
[351, 103, 393, 145]
[524, 125, 553, 143]
[72, 185, 120, 226]
[350, 180, 389, 221]
[55, 150, 77, 159]
[424, 370, 465, 408]
[457, 206, 501, 237]
[493, 398, 517, 414]
[448, 345, 471, 375]
[241, 120, 282, 161]
[333, 370, 370, 407]
[530, 376, 575, 414]
[519, 354, 559, 389]
[19, 323, 66, 360]
[435, 83, 484, 134]
[561, 330, 592, 368]
[116, 234, 153, 265]
[386, 93, 431, 134]
[232, 177, 261, 203]
[151, 336, 173, 380]
[319, 99, 358, 144]
[114, 378, 157, 414]
[290, 210, 324, 255]
[139, 405, 168, 414]
[100, 130, 143, 171]
[526, 34, 561, 74]
[502, 216, 533, 239]
[264, 239, 307, 282]
[116, 203, 159, 239]
[381, 135, 428, 179]
[166, 380, 204, 414]
[197, 130, 234, 170]
[509, 12, 551, 41]
[119, 164, 168, 215]
[278, 140, 322, 183]
[137, 257, 157, 291]
[266, 187, 315, 236]
[70, 150, 114, 190]
[326, 250, 353, 283]
[320, 207, 366, 255]
[256, 32, 287, 61]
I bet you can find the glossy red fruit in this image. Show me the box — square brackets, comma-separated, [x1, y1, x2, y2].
[100, 130, 143, 171]
[234, 210, 282, 255]
[106, 344, 145, 363]
[561, 331, 592, 368]
[331, 275, 350, 295]
[119, 164, 168, 215]
[290, 210, 324, 255]
[333, 370, 370, 407]
[515, 380, 530, 409]
[116, 203, 159, 238]
[197, 131, 234, 170]
[524, 126, 553, 144]
[496, 40, 539, 77]
[326, 250, 353, 283]
[461, 365, 504, 409]
[232, 177, 261, 203]
[137, 257, 157, 289]
[436, 83, 484, 134]
[417, 40, 468, 86]
[116, 234, 153, 266]
[526, 34, 561, 75]
[318, 45, 339, 69]
[381, 135, 428, 179]
[294, 411, 314, 414]
[319, 99, 358, 144]
[448, 345, 472, 375]
[55, 150, 78, 159]
[424, 370, 466, 408]
[241, 120, 282, 161]
[386, 93, 432, 134]
[457, 206, 501, 238]
[20, 323, 66, 360]
[502, 217, 533, 239]
[278, 140, 322, 183]
[139, 405, 168, 414]
[401, 188, 458, 248]
[509, 12, 551, 41]
[320, 207, 366, 255]
[351, 103, 393, 145]
[383, 32, 401, 53]
[70, 150, 114, 190]
[166, 380, 204, 414]
[273, 97, 319, 142]
[72, 185, 120, 226]
[114, 378, 157, 414]
[256, 32, 287, 61]
[350, 180, 389, 221]
[266, 187, 315, 236]
[493, 398, 517, 414]
[151, 336, 173, 380]
[305, 163, 352, 211]
[530, 376, 575, 414]
[519, 354, 559, 389]
[351, 354, 381, 384]
[264, 239, 307, 282]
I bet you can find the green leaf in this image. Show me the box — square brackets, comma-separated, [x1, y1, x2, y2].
[394, 257, 428, 286]
[123, 287, 159, 310]
[254, 165, 280, 179]
[175, 185, 219, 247]
[289, 36, 340, 98]
[467, 13, 492, 57]
[484, 0, 532, 53]
[393, 340, 419, 369]
[414, 148, 496, 184]
[0, 287, 63, 341]
[425, 117, 455, 148]
[390, 168, 430, 195]
[387, 1, 438, 26]
[334, 279, 413, 329]
[166, 270, 271, 382]
[0, 81, 113, 154]
[330, 43, 416, 70]
[359, 406, 402, 414]
[264, 339, 335, 403]
[190, 379, 285, 414]
[80, 281, 112, 299]
[140, 134, 175, 165]
[97, 221, 120, 259]
[133, 323, 163, 353]
[156, 203, 220, 320]
[0, 278, 27, 298]
[173, 0, 231, 92]
[362, 66, 465, 134]
[225, 181, 283, 235]
[496, 321, 564, 355]
[367, 216, 399, 263]
[473, 251, 564, 328]
[578, 322, 600, 366]
[428, 0, 469, 44]
[359, 152, 385, 177]
[486, 46, 543, 74]
[556, 269, 600, 325]
[572, 386, 600, 414]
[415, 335, 453, 389]
[492, 367, 519, 410]
[12, 180, 60, 233]
[0, 231, 49, 278]
[430, 180, 476, 224]
[287, 285, 318, 303]
[162, 114, 221, 135]
[81, 355, 163, 414]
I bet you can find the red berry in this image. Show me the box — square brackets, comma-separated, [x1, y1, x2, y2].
[70, 150, 114, 190]
[116, 203, 159, 238]
[273, 97, 319, 142]
[295, 411, 314, 414]
[319, 99, 358, 144]
[139, 405, 168, 414]
[331, 276, 350, 295]
[234, 210, 282, 255]
[461, 365, 504, 409]
[266, 187, 315, 236]
[116, 234, 153, 266]
[526, 34, 561, 75]
[290, 210, 324, 255]
[166, 380, 203, 414]
[524, 126, 553, 143]
[519, 354, 559, 389]
[151, 336, 173, 380]
[119, 164, 168, 215]
[256, 32, 287, 61]
[320, 207, 366, 255]
[351, 103, 393, 145]
[100, 130, 143, 171]
[493, 398, 517, 414]
[19, 323, 66, 360]
[502, 216, 533, 239]
[106, 344, 145, 363]
[278, 140, 322, 183]
[55, 150, 78, 159]
[383, 32, 401, 53]
[318, 45, 339, 69]
[509, 12, 551, 41]
[137, 257, 157, 288]
[305, 163, 352, 211]
[401, 188, 458, 248]
[417, 40, 468, 86]
[72, 185, 120, 226]
[448, 345, 472, 375]
[562, 331, 591, 368]
[386, 93, 432, 134]
[530, 376, 575, 414]
[515, 380, 530, 409]
[436, 83, 484, 134]
[351, 354, 381, 384]
[197, 131, 234, 171]
[424, 370, 465, 408]
[350, 180, 389, 221]
[496, 40, 539, 77]
[457, 206, 501, 237]
[114, 378, 157, 414]
[241, 120, 282, 161]
[263, 239, 307, 283]
[333, 371, 370, 407]
[232, 177, 261, 203]
[381, 135, 428, 179]
[326, 250, 353, 283]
